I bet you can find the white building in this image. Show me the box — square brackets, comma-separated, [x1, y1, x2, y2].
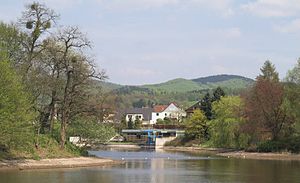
[150, 103, 186, 124]
[124, 108, 153, 125]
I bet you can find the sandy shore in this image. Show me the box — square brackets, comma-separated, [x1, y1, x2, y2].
[0, 157, 121, 171]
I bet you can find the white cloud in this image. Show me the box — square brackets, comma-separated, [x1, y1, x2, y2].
[96, 0, 234, 17]
[241, 0, 300, 18]
[274, 18, 300, 33]
[96, 0, 178, 10]
[220, 27, 242, 38]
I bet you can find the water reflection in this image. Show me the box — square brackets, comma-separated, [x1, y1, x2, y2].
[1, 148, 300, 183]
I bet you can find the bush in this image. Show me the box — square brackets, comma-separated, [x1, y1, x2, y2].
[257, 141, 285, 152]
[164, 136, 202, 147]
[257, 137, 300, 153]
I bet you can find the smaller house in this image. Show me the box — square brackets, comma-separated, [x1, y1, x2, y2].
[185, 101, 201, 117]
[124, 108, 153, 125]
[150, 103, 186, 124]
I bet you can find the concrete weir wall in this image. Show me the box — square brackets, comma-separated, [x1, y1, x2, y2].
[155, 137, 176, 148]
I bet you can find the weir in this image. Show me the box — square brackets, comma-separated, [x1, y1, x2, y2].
[121, 129, 184, 148]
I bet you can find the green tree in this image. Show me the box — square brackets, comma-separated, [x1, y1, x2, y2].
[212, 87, 225, 102]
[0, 22, 25, 64]
[134, 116, 142, 129]
[185, 109, 209, 140]
[286, 59, 300, 84]
[128, 117, 134, 129]
[257, 60, 279, 82]
[0, 59, 35, 150]
[210, 96, 248, 148]
[68, 118, 115, 146]
[285, 59, 300, 134]
[132, 99, 146, 108]
[200, 93, 213, 120]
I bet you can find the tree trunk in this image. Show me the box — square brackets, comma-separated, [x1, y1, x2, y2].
[60, 113, 67, 149]
[60, 70, 72, 149]
[49, 91, 57, 134]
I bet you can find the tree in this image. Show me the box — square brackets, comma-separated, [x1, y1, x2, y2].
[54, 27, 106, 149]
[185, 109, 209, 140]
[134, 116, 142, 129]
[0, 22, 25, 64]
[210, 96, 248, 148]
[128, 117, 134, 129]
[241, 62, 294, 143]
[0, 58, 35, 150]
[19, 2, 58, 73]
[68, 118, 115, 146]
[285, 59, 300, 134]
[0, 2, 111, 155]
[286, 59, 300, 84]
[257, 60, 279, 82]
[242, 78, 293, 142]
[212, 87, 225, 102]
[200, 93, 213, 120]
[132, 99, 146, 108]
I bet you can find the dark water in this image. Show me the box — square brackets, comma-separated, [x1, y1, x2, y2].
[1, 148, 300, 183]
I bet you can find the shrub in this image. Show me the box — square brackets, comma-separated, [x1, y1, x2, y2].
[257, 137, 300, 153]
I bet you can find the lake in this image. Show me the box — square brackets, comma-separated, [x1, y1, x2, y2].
[1, 148, 300, 183]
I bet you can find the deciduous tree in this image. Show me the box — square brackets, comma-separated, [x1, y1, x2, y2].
[185, 109, 209, 140]
[210, 96, 247, 148]
[242, 63, 293, 142]
[0, 58, 35, 150]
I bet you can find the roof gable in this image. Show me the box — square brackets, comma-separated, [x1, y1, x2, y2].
[153, 105, 168, 112]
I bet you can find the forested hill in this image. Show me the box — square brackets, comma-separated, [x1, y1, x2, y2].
[192, 74, 254, 84]
[100, 74, 254, 94]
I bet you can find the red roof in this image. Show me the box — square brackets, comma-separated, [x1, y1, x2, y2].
[153, 105, 168, 112]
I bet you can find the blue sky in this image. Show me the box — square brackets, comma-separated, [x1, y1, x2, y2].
[1, 0, 300, 85]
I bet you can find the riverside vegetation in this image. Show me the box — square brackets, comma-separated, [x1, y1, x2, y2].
[166, 60, 300, 153]
[0, 2, 115, 160]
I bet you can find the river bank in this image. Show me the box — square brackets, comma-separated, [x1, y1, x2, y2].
[0, 157, 121, 171]
[163, 146, 300, 161]
[218, 151, 300, 161]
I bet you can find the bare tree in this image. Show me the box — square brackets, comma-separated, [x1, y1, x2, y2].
[55, 26, 106, 148]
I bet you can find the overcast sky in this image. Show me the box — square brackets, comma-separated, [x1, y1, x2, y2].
[1, 0, 300, 85]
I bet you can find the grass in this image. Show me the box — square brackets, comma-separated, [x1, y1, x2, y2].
[0, 134, 86, 160]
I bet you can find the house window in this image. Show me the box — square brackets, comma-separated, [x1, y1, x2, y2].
[165, 113, 167, 116]
[156, 113, 159, 116]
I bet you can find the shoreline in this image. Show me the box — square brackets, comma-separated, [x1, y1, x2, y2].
[218, 151, 300, 161]
[163, 146, 300, 161]
[0, 157, 122, 171]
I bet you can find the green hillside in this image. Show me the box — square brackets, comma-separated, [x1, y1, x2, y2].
[97, 74, 254, 109]
[96, 81, 123, 92]
[192, 74, 253, 84]
[141, 75, 254, 93]
[100, 74, 254, 94]
[143, 78, 204, 93]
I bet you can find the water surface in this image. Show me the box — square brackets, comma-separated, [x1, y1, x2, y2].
[1, 148, 300, 183]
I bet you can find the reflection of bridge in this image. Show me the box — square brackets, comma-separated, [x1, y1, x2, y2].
[121, 129, 184, 148]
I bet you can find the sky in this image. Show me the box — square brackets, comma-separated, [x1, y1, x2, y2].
[1, 0, 300, 85]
